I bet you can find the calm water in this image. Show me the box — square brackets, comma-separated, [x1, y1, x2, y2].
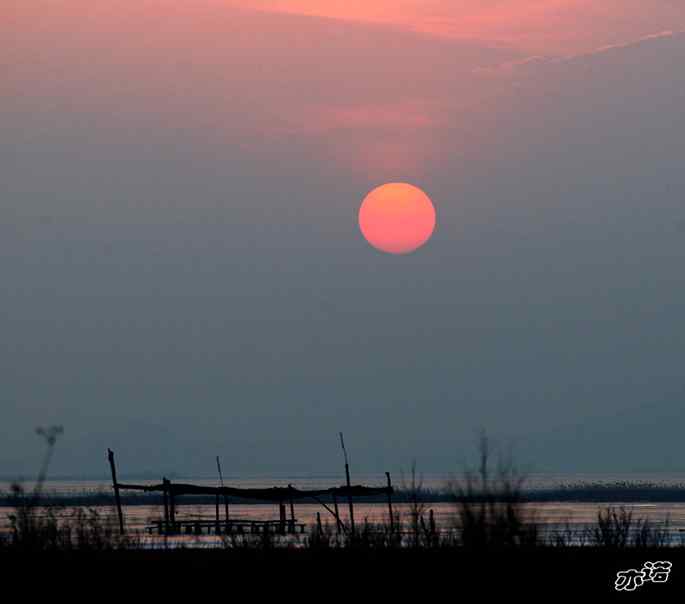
[3, 473, 685, 547]
[2, 501, 684, 547]
[4, 471, 685, 494]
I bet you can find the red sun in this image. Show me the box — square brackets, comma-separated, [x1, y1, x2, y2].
[358, 182, 436, 254]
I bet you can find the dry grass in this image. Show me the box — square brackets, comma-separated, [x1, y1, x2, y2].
[449, 432, 540, 550]
[1, 429, 677, 553]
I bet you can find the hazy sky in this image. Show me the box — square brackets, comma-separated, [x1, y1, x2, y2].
[2, 1, 684, 478]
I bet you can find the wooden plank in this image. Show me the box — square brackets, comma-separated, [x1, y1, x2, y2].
[114, 481, 392, 501]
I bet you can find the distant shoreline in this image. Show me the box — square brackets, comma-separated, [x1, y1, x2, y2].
[3, 482, 685, 506]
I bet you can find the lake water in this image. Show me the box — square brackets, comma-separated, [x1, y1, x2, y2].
[3, 473, 685, 547]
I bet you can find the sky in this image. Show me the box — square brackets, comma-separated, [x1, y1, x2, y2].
[2, 1, 685, 479]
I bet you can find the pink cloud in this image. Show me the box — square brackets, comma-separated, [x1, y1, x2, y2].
[265, 100, 440, 176]
[229, 0, 685, 54]
[307, 101, 436, 132]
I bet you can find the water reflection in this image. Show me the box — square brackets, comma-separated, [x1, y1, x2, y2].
[2, 501, 684, 548]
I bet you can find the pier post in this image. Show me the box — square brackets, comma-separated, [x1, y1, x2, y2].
[162, 477, 170, 533]
[288, 485, 296, 534]
[279, 501, 286, 535]
[340, 433, 355, 536]
[216, 456, 230, 530]
[107, 448, 125, 535]
[332, 493, 342, 534]
[169, 480, 176, 530]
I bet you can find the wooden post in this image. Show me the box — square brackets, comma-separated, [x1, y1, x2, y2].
[279, 501, 286, 535]
[169, 480, 176, 530]
[107, 448, 125, 535]
[162, 477, 170, 533]
[216, 456, 229, 529]
[288, 485, 296, 534]
[340, 433, 355, 535]
[385, 472, 395, 534]
[316, 512, 323, 536]
[215, 493, 220, 533]
[332, 493, 341, 534]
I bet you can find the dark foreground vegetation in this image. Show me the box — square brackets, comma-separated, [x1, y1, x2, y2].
[2, 430, 682, 598]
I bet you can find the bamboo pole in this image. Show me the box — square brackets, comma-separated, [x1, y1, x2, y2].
[162, 477, 170, 533]
[288, 484, 296, 534]
[279, 501, 286, 535]
[169, 480, 176, 529]
[332, 492, 341, 534]
[306, 493, 346, 533]
[216, 455, 229, 527]
[339, 432, 355, 536]
[107, 449, 125, 535]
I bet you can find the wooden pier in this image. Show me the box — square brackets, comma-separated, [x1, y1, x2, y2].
[107, 447, 395, 537]
[146, 519, 306, 536]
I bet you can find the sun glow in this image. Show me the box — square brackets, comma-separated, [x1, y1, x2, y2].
[358, 183, 436, 255]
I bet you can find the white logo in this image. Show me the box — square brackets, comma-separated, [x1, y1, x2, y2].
[614, 561, 672, 591]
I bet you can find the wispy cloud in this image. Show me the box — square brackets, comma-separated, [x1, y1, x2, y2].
[577, 30, 680, 58]
[476, 30, 684, 77]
